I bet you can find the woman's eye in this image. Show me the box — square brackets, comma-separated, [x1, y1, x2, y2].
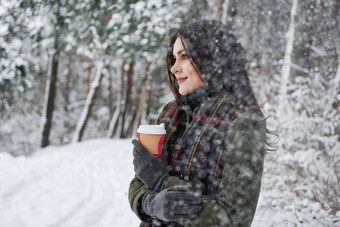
[181, 54, 189, 59]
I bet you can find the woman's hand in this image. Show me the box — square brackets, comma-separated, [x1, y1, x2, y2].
[132, 139, 170, 192]
[141, 185, 202, 222]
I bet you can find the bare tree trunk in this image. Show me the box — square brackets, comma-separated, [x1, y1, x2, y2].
[216, 0, 229, 23]
[72, 63, 104, 142]
[225, 0, 237, 28]
[62, 55, 72, 143]
[216, 0, 224, 21]
[40, 34, 59, 148]
[325, 0, 340, 117]
[121, 61, 134, 138]
[107, 92, 121, 138]
[222, 0, 229, 24]
[334, 0, 340, 94]
[333, 1, 340, 143]
[132, 58, 150, 134]
[86, 59, 92, 94]
[112, 60, 126, 138]
[278, 0, 298, 122]
[63, 55, 71, 114]
[107, 65, 114, 118]
[107, 61, 125, 139]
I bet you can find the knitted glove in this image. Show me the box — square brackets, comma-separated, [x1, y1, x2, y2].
[132, 139, 170, 192]
[141, 185, 202, 222]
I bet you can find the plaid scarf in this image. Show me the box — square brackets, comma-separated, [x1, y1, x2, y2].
[141, 95, 255, 227]
[161, 95, 244, 198]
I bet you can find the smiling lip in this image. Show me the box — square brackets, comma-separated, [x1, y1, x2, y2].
[177, 77, 188, 84]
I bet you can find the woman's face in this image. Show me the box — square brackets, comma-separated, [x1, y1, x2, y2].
[171, 37, 204, 95]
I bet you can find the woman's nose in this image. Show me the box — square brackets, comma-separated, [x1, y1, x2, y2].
[171, 61, 181, 75]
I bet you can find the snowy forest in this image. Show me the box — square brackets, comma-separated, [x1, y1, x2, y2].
[1, 0, 340, 226]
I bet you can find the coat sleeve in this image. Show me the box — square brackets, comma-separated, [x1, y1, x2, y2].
[128, 101, 176, 223]
[163, 111, 267, 227]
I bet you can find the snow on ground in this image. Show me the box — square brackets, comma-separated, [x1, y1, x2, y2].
[2, 138, 336, 227]
[0, 138, 140, 227]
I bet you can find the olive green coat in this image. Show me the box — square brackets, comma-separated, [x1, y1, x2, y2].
[128, 100, 266, 227]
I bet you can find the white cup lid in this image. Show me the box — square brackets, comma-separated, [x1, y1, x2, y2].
[137, 123, 166, 134]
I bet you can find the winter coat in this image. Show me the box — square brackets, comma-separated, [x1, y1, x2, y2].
[128, 93, 266, 227]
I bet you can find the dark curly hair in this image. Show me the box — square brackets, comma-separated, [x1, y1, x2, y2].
[166, 20, 278, 152]
[166, 20, 259, 109]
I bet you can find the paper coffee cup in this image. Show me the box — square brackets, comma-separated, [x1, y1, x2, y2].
[137, 123, 166, 158]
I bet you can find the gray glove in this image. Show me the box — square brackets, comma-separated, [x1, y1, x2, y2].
[141, 185, 202, 222]
[132, 139, 170, 192]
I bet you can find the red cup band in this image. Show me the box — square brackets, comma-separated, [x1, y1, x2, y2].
[155, 134, 165, 158]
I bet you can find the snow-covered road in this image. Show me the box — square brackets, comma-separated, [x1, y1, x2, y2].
[0, 139, 140, 227]
[1, 138, 337, 227]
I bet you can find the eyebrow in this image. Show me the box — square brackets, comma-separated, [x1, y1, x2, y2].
[173, 48, 188, 56]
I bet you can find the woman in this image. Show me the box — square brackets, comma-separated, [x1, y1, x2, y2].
[129, 20, 267, 227]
